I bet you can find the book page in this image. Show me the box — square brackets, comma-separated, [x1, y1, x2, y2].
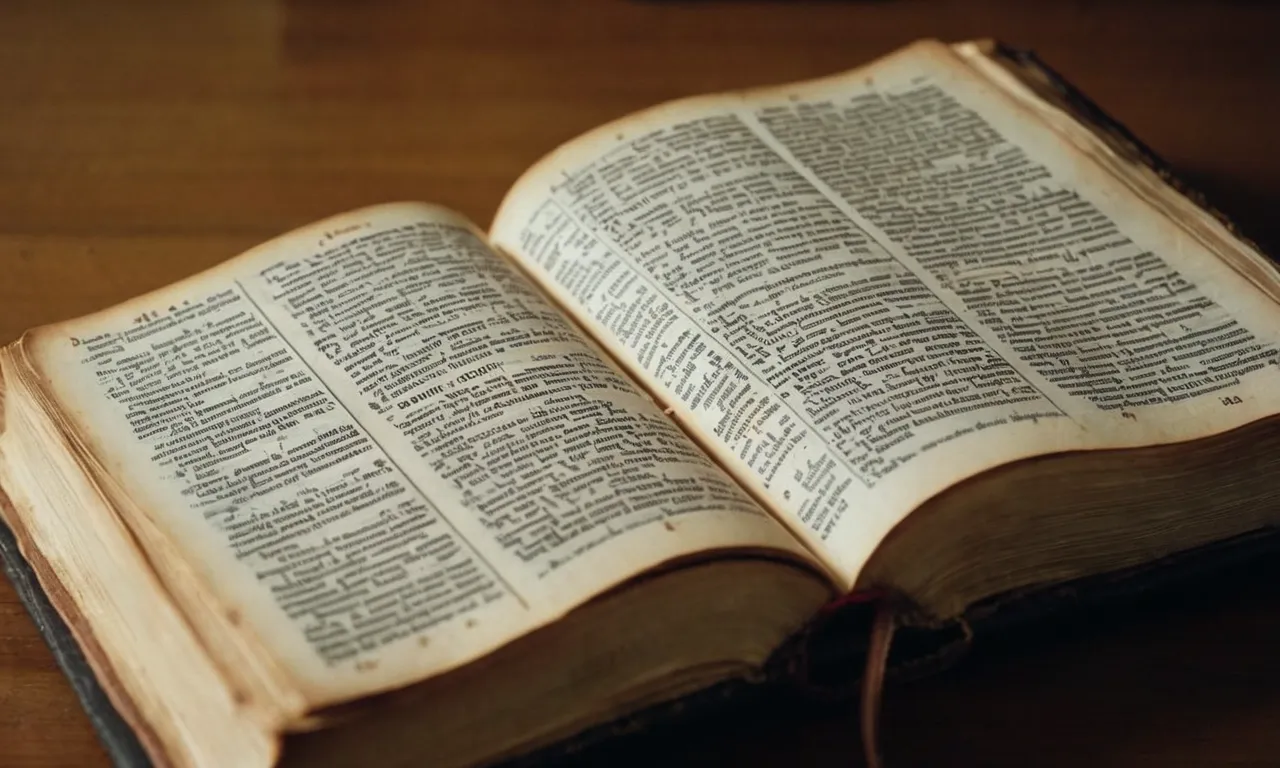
[22, 203, 815, 706]
[491, 40, 1280, 587]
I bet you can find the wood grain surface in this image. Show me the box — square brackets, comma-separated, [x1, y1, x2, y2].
[3, 1, 1280, 765]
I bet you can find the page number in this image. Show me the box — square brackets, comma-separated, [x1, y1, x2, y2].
[1220, 395, 1243, 406]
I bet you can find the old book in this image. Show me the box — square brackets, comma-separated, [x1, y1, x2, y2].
[2, 39, 1279, 768]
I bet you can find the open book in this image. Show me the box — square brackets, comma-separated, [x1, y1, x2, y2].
[3, 39, 1280, 768]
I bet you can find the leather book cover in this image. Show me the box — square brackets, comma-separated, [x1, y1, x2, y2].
[0, 506, 151, 768]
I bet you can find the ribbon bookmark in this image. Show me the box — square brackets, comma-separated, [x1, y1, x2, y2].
[860, 599, 897, 768]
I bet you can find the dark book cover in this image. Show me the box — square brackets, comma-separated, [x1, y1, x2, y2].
[0, 511, 151, 768]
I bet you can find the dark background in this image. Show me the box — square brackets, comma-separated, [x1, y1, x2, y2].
[2, 2, 1279, 765]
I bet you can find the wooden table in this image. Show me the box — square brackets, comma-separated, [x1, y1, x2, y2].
[3, 1, 1280, 765]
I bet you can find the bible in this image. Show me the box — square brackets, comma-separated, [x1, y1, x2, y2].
[3, 39, 1279, 768]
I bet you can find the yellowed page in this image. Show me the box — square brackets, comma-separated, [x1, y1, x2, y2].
[22, 202, 815, 707]
[1, 365, 280, 768]
[490, 40, 1280, 589]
